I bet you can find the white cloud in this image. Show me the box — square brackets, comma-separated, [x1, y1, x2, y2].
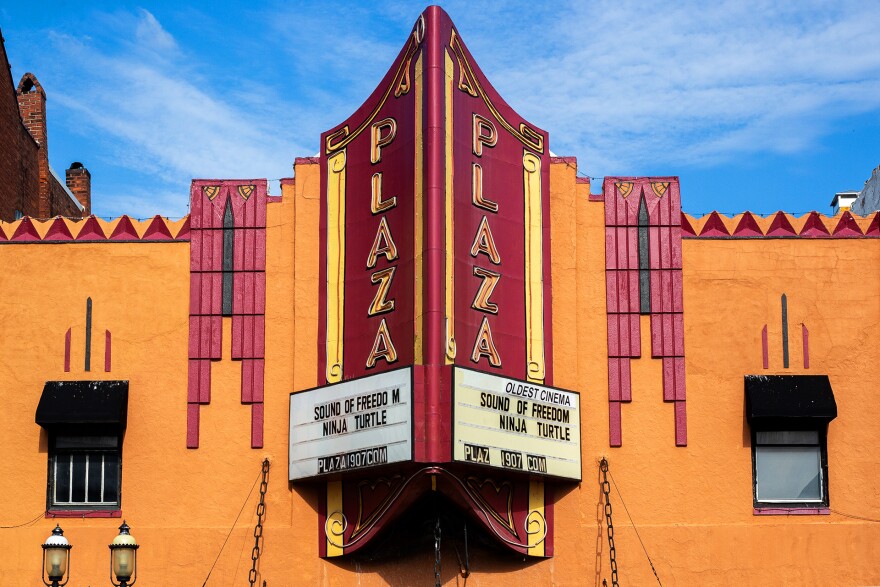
[19, 1, 880, 217]
[134, 9, 177, 54]
[41, 10, 305, 218]
[472, 0, 880, 174]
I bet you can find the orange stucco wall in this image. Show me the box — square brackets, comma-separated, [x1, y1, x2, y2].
[0, 159, 878, 585]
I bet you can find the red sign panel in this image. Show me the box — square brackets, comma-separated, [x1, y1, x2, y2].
[446, 29, 553, 385]
[318, 20, 424, 383]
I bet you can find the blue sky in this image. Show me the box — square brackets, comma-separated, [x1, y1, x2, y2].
[2, 1, 879, 219]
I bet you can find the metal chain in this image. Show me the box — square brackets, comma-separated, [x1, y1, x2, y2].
[434, 518, 442, 587]
[600, 458, 619, 587]
[249, 459, 270, 587]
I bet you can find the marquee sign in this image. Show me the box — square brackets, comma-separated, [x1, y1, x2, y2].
[305, 6, 570, 559]
[452, 367, 581, 480]
[289, 368, 413, 480]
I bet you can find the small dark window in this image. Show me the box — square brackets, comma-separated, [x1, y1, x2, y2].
[752, 428, 828, 507]
[744, 374, 836, 512]
[49, 432, 122, 510]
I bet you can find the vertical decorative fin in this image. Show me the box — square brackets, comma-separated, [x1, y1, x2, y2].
[326, 152, 347, 383]
[674, 401, 687, 446]
[187, 404, 200, 449]
[761, 325, 769, 369]
[802, 324, 809, 369]
[105, 330, 111, 372]
[444, 48, 456, 363]
[781, 294, 789, 368]
[637, 196, 650, 314]
[609, 402, 622, 447]
[64, 328, 71, 372]
[251, 403, 264, 448]
[188, 180, 269, 449]
[84, 297, 92, 372]
[413, 51, 424, 364]
[604, 177, 685, 446]
[222, 198, 234, 316]
[523, 150, 545, 383]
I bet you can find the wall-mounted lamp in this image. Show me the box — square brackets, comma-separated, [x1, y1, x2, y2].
[109, 521, 139, 587]
[41, 524, 71, 587]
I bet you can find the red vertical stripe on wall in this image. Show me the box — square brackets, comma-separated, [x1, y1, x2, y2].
[255, 273, 266, 314]
[254, 230, 267, 270]
[241, 359, 254, 403]
[251, 359, 265, 403]
[608, 358, 621, 401]
[628, 313, 640, 358]
[231, 315, 243, 359]
[186, 404, 200, 448]
[762, 325, 769, 369]
[187, 360, 202, 403]
[674, 357, 686, 401]
[254, 316, 265, 358]
[209, 315, 222, 359]
[104, 330, 111, 372]
[802, 324, 810, 369]
[620, 358, 632, 402]
[662, 358, 675, 401]
[251, 403, 264, 449]
[64, 328, 71, 372]
[674, 401, 687, 446]
[605, 228, 617, 270]
[609, 402, 622, 447]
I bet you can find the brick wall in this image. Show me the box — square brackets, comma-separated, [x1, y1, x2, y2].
[16, 72, 51, 217]
[65, 162, 91, 215]
[47, 168, 83, 218]
[0, 35, 40, 221]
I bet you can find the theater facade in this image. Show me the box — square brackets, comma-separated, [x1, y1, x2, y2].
[1, 6, 878, 586]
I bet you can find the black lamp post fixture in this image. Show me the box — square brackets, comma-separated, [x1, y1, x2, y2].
[41, 524, 72, 587]
[109, 521, 139, 587]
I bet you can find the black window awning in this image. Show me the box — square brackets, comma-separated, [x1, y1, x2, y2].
[745, 375, 837, 426]
[35, 381, 129, 429]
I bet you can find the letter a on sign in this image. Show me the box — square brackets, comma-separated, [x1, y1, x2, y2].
[470, 216, 501, 264]
[367, 318, 399, 368]
[471, 316, 501, 367]
[367, 217, 399, 268]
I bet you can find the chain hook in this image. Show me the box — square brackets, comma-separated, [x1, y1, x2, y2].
[600, 458, 619, 587]
[433, 517, 442, 587]
[249, 458, 270, 587]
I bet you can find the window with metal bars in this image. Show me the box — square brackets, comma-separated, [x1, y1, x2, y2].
[49, 433, 121, 509]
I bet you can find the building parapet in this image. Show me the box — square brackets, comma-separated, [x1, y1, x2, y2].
[0, 215, 191, 242]
[682, 210, 880, 238]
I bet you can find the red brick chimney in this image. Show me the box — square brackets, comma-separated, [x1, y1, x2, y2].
[16, 73, 50, 217]
[66, 162, 91, 215]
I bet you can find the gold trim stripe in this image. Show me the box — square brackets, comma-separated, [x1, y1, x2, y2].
[523, 151, 545, 383]
[326, 481, 344, 557]
[414, 52, 424, 364]
[527, 479, 545, 557]
[326, 150, 346, 383]
[444, 49, 456, 362]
